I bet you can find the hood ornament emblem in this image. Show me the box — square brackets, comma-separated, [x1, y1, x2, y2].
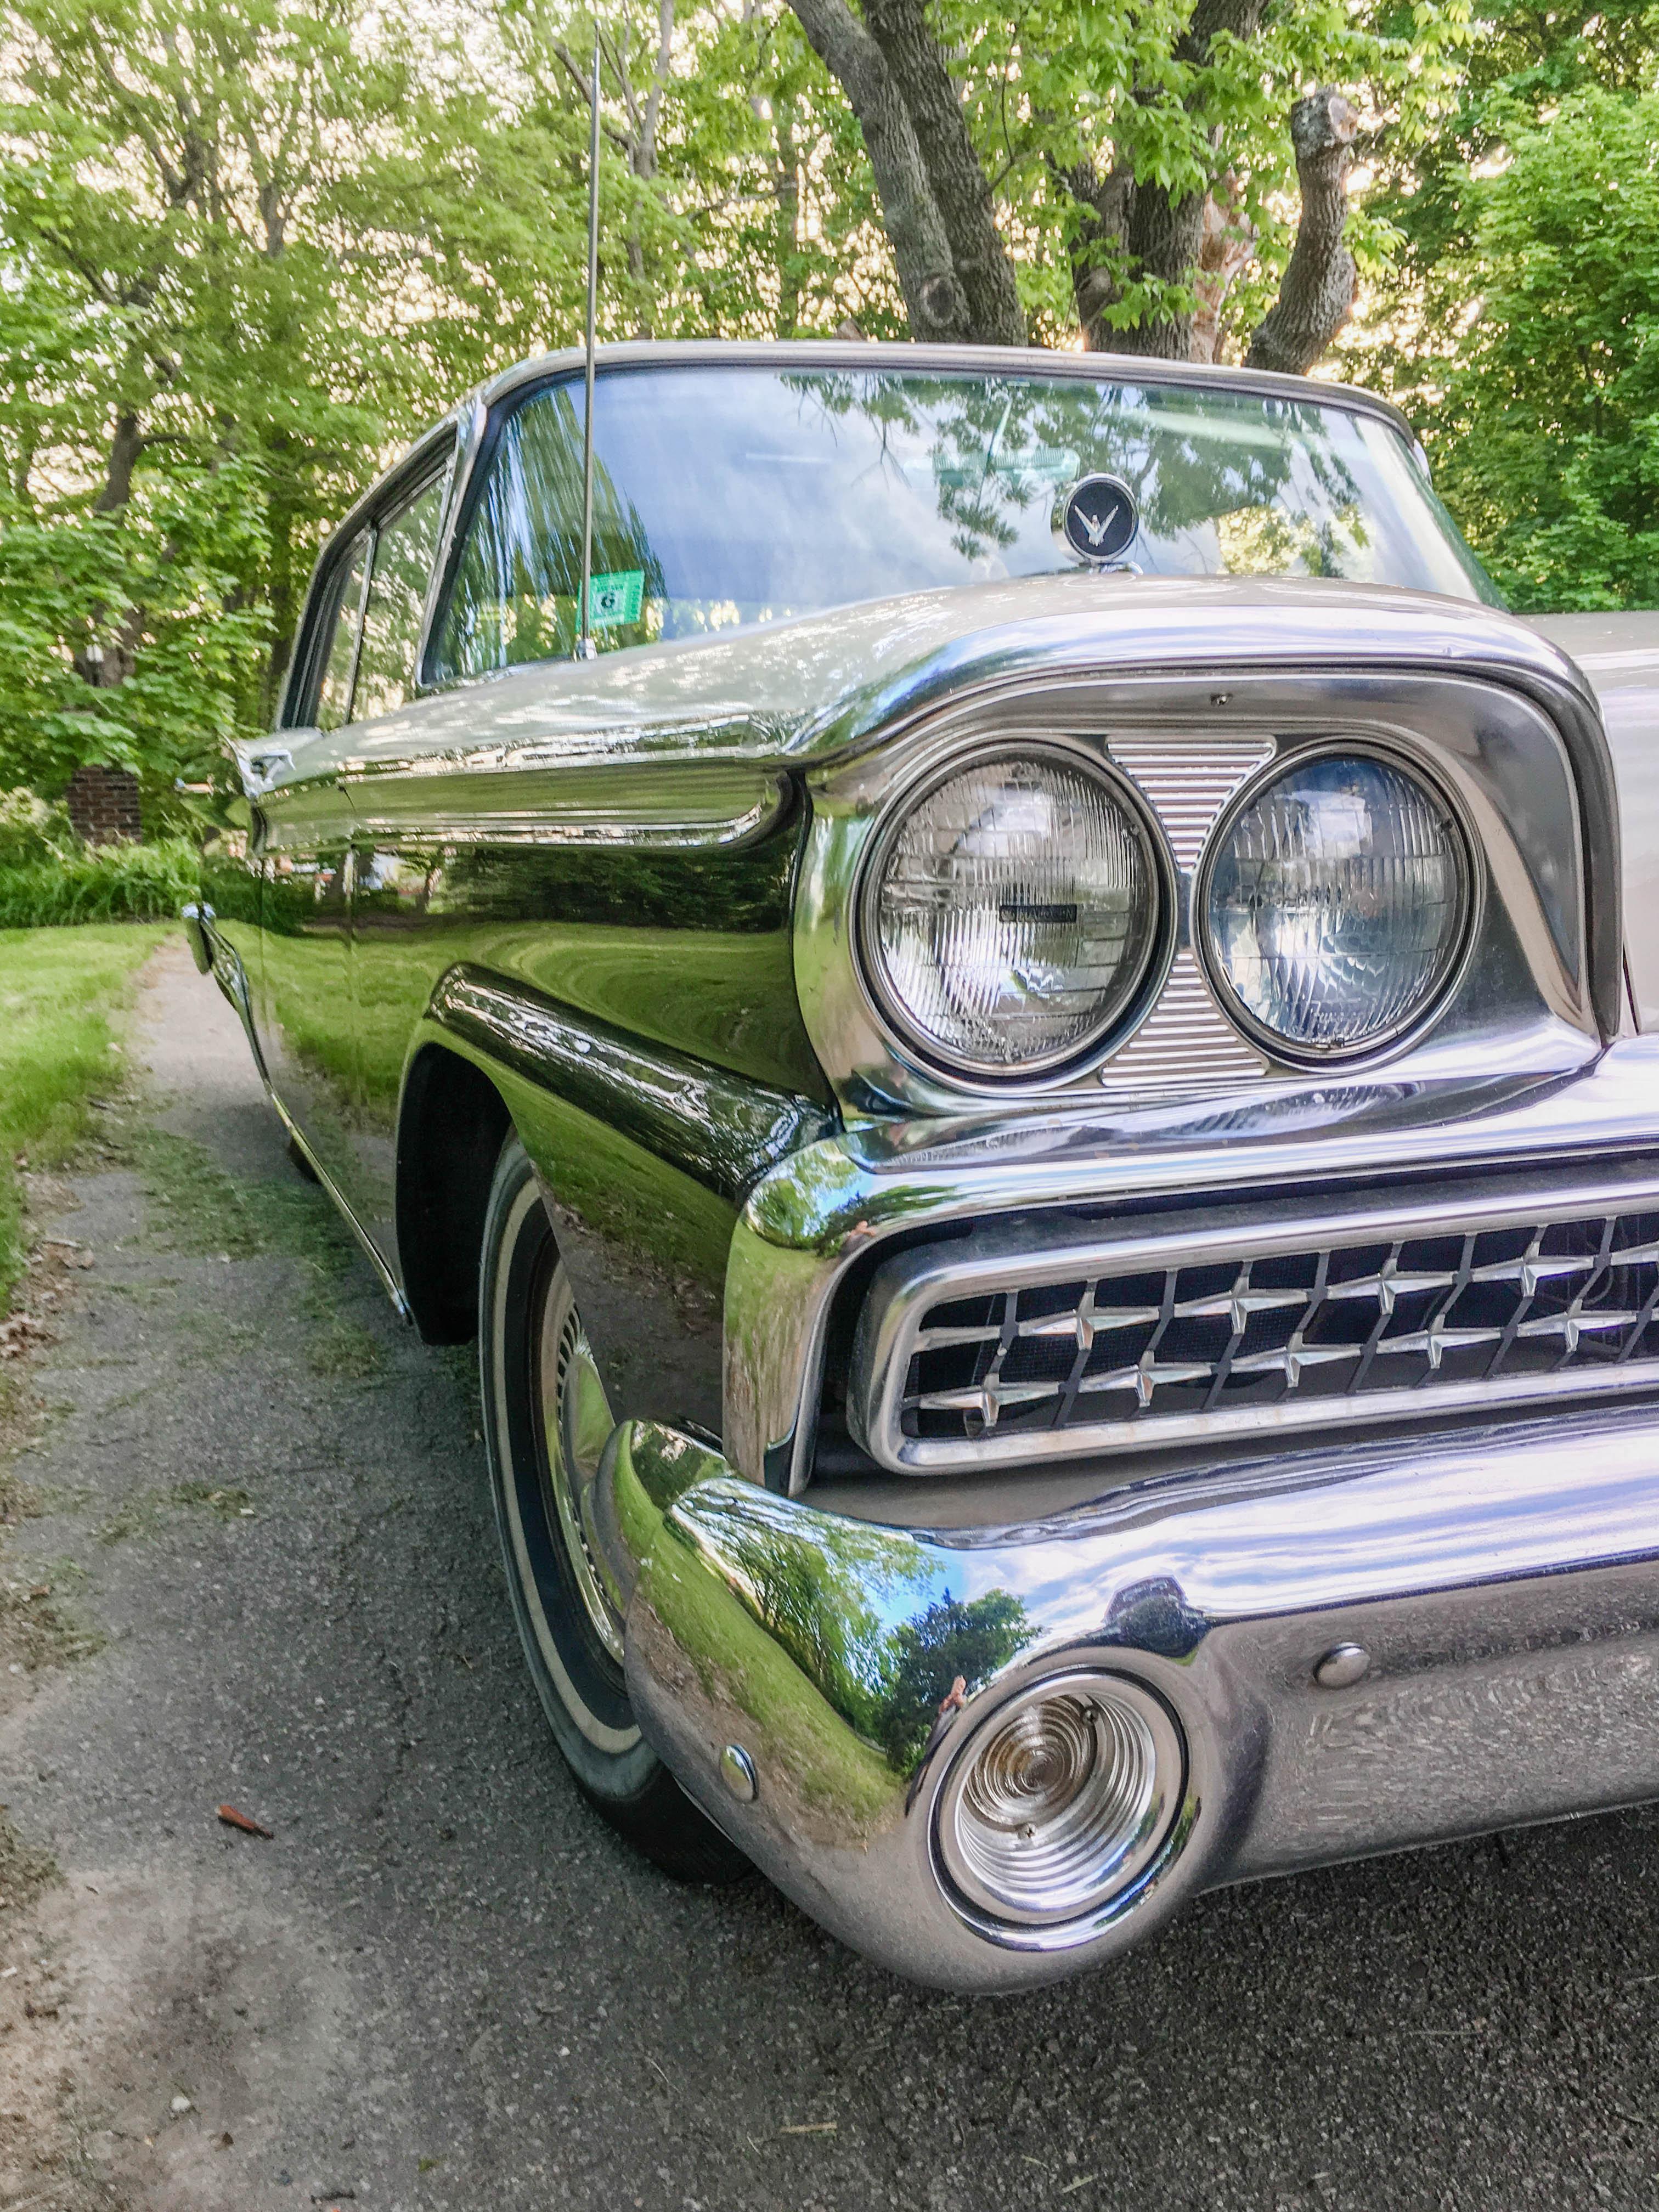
[1058, 472, 1139, 567]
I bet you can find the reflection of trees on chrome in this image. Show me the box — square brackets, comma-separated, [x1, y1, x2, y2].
[878, 1589, 1034, 1772]
[786, 369, 1372, 576]
[682, 1489, 1034, 1775]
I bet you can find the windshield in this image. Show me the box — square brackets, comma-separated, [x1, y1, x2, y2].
[433, 365, 1499, 680]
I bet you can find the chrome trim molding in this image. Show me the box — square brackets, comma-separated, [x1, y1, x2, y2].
[848, 1160, 1659, 1472]
[180, 901, 213, 976]
[1093, 951, 1268, 1094]
[427, 964, 832, 1208]
[344, 760, 793, 853]
[477, 338, 1427, 448]
[277, 1110, 411, 1324]
[610, 1395, 1659, 1990]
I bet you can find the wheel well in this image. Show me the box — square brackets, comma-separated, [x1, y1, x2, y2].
[397, 1045, 514, 1345]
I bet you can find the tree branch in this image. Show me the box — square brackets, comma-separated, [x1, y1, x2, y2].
[1244, 88, 1358, 374]
[92, 409, 144, 516]
[1048, 154, 1133, 349]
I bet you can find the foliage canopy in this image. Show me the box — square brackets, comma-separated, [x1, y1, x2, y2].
[0, 0, 1654, 816]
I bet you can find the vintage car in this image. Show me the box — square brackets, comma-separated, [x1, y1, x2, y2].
[187, 340, 1659, 1993]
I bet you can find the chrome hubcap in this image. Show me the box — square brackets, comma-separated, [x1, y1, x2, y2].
[537, 1269, 624, 1663]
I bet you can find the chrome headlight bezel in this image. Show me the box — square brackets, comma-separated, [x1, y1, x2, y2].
[853, 740, 1175, 1085]
[1193, 740, 1479, 1068]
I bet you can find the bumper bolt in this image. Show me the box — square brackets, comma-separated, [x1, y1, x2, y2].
[1313, 1643, 1371, 1690]
[720, 1743, 759, 1802]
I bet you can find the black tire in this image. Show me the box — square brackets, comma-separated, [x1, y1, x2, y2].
[478, 1133, 746, 1883]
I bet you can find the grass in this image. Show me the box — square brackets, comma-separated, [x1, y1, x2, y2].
[97, 1482, 253, 1547]
[125, 1124, 355, 1273]
[0, 835, 200, 929]
[0, 1555, 104, 1674]
[0, 923, 169, 1308]
[0, 1807, 59, 1912]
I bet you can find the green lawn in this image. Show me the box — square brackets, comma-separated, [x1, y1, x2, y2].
[0, 924, 170, 1307]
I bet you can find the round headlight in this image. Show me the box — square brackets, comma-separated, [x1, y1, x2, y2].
[862, 749, 1162, 1077]
[1201, 751, 1469, 1058]
[936, 1673, 1184, 1928]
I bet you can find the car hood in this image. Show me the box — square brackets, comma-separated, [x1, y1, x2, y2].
[324, 571, 1596, 787]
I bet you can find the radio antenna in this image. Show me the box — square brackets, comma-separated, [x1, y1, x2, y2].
[576, 20, 602, 662]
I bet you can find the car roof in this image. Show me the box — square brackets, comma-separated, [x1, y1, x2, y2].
[472, 337, 1418, 448]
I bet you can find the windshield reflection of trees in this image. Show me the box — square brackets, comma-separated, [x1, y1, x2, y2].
[680, 1488, 1035, 1773]
[442, 369, 1387, 678]
[438, 383, 668, 673]
[787, 370, 1375, 578]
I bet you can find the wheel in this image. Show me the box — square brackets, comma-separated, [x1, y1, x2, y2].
[477, 1133, 746, 1882]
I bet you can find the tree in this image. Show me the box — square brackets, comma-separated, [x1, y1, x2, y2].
[783, 0, 1470, 366]
[1424, 88, 1659, 609]
[1351, 5, 1659, 609]
[875, 1588, 1034, 1773]
[0, 0, 601, 809]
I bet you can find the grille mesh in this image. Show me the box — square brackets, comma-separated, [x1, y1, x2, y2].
[901, 1206, 1659, 1445]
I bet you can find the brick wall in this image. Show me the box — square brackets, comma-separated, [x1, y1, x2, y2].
[65, 764, 143, 845]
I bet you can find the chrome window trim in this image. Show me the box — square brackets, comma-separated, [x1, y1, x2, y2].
[847, 1161, 1659, 1474]
[278, 419, 461, 733]
[1189, 736, 1482, 1069]
[851, 736, 1177, 1085]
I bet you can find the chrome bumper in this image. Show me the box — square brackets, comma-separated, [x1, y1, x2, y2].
[603, 1398, 1659, 1991]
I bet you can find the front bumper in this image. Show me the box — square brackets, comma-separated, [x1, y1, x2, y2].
[603, 1398, 1659, 1991]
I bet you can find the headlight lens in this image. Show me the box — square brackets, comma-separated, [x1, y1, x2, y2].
[936, 1674, 1184, 1928]
[865, 751, 1160, 1077]
[1203, 752, 1468, 1057]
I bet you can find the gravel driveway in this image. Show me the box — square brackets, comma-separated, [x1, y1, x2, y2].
[4, 935, 1659, 2212]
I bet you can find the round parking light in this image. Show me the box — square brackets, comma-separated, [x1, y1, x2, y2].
[935, 1672, 1184, 1928]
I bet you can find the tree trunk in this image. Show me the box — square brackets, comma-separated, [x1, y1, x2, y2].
[1190, 176, 1255, 364]
[93, 410, 144, 514]
[787, 0, 974, 340]
[774, 98, 803, 337]
[1244, 89, 1358, 374]
[1059, 162, 1135, 351]
[859, 0, 1024, 345]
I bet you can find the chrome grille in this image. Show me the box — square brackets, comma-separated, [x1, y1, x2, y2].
[1091, 736, 1276, 1094]
[849, 1172, 1659, 1472]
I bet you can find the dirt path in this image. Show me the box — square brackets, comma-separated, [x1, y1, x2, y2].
[5, 936, 1659, 2212]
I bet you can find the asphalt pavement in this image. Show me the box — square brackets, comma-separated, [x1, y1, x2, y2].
[3, 934, 1659, 2212]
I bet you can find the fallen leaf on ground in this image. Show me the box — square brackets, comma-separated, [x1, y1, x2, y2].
[216, 1803, 274, 1839]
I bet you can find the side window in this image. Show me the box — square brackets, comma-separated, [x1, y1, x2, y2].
[352, 475, 445, 721]
[315, 533, 369, 731]
[434, 383, 653, 680]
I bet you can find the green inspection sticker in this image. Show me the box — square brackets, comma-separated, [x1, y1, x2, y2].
[586, 569, 645, 628]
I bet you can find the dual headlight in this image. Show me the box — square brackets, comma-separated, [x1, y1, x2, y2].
[860, 744, 1469, 1078]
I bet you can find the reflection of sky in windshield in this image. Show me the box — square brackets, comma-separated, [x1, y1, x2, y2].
[436, 367, 1499, 679]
